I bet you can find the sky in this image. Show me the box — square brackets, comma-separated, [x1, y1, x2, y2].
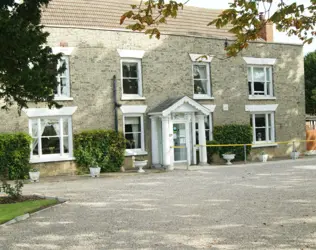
[185, 0, 316, 54]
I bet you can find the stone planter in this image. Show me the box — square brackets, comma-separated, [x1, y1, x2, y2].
[291, 151, 300, 160]
[222, 154, 235, 165]
[89, 167, 101, 177]
[29, 171, 40, 182]
[134, 160, 148, 173]
[259, 154, 269, 162]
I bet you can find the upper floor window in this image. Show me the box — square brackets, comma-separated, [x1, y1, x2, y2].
[193, 63, 211, 98]
[121, 59, 143, 99]
[55, 56, 70, 99]
[248, 66, 273, 98]
[117, 49, 145, 101]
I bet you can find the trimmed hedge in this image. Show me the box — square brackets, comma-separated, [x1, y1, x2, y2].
[213, 124, 253, 161]
[0, 133, 32, 180]
[74, 130, 126, 173]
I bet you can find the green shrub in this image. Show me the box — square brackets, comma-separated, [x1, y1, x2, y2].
[0, 133, 32, 180]
[213, 124, 252, 161]
[206, 140, 220, 163]
[74, 130, 126, 173]
[0, 132, 32, 199]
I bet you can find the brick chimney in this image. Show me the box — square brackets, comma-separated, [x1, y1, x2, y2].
[258, 13, 274, 42]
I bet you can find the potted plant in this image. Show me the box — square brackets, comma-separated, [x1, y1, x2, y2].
[132, 156, 148, 173]
[89, 158, 101, 178]
[222, 152, 235, 165]
[291, 149, 300, 160]
[259, 151, 269, 162]
[29, 168, 40, 182]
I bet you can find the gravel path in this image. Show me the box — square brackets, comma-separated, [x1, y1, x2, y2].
[1, 158, 316, 249]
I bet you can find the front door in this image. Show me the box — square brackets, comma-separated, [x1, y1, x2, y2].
[173, 123, 187, 162]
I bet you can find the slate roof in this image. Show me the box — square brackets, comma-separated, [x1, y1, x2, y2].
[150, 97, 184, 114]
[41, 0, 235, 39]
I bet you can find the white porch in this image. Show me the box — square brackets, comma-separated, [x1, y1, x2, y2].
[149, 96, 215, 170]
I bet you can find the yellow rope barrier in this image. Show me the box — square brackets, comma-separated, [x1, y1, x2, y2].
[169, 139, 316, 149]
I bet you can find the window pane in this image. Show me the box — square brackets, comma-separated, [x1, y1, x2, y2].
[125, 133, 141, 149]
[255, 114, 266, 127]
[194, 80, 208, 94]
[41, 119, 60, 136]
[268, 114, 272, 127]
[255, 128, 266, 141]
[248, 81, 252, 95]
[60, 59, 68, 77]
[253, 67, 265, 82]
[205, 130, 210, 141]
[254, 81, 265, 94]
[32, 141, 38, 156]
[204, 116, 210, 130]
[125, 117, 141, 132]
[41, 137, 60, 155]
[32, 120, 38, 137]
[63, 136, 69, 154]
[60, 78, 68, 96]
[63, 118, 69, 136]
[267, 81, 270, 95]
[123, 79, 138, 94]
[123, 63, 138, 78]
[266, 67, 271, 82]
[193, 65, 207, 79]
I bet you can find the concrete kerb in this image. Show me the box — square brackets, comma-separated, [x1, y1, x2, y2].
[0, 195, 69, 227]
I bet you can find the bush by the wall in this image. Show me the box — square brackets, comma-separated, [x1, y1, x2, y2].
[206, 140, 220, 163]
[74, 130, 126, 173]
[0, 133, 32, 180]
[213, 124, 252, 161]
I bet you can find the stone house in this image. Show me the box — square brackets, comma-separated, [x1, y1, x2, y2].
[0, 0, 305, 175]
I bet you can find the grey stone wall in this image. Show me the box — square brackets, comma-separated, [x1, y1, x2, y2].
[0, 27, 305, 167]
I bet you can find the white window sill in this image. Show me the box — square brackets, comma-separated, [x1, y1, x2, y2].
[193, 95, 214, 100]
[30, 156, 75, 164]
[248, 96, 276, 100]
[125, 149, 148, 157]
[121, 95, 146, 101]
[252, 143, 278, 148]
[54, 96, 74, 101]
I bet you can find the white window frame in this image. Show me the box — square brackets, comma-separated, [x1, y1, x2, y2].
[121, 59, 144, 100]
[29, 116, 74, 163]
[195, 115, 213, 145]
[248, 65, 274, 99]
[250, 112, 275, 146]
[55, 56, 72, 101]
[123, 114, 146, 156]
[192, 62, 212, 100]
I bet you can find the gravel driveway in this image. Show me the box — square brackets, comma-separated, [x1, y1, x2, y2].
[1, 158, 316, 250]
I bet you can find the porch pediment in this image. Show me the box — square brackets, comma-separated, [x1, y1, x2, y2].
[149, 96, 210, 116]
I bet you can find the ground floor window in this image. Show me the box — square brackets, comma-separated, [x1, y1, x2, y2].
[30, 116, 73, 161]
[195, 115, 212, 144]
[124, 115, 144, 152]
[250, 112, 275, 144]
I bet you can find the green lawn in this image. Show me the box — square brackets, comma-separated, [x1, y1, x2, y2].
[0, 199, 58, 224]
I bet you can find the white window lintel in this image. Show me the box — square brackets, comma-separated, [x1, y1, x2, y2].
[52, 47, 75, 56]
[243, 57, 277, 65]
[190, 53, 213, 63]
[245, 104, 278, 112]
[23, 107, 78, 118]
[120, 105, 147, 114]
[117, 49, 145, 59]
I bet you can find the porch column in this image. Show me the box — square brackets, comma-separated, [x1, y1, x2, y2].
[151, 117, 159, 167]
[161, 116, 171, 168]
[197, 114, 208, 165]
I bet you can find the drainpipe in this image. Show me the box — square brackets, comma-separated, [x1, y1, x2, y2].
[113, 75, 120, 132]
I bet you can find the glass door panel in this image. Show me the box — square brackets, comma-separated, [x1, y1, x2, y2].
[173, 123, 187, 162]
